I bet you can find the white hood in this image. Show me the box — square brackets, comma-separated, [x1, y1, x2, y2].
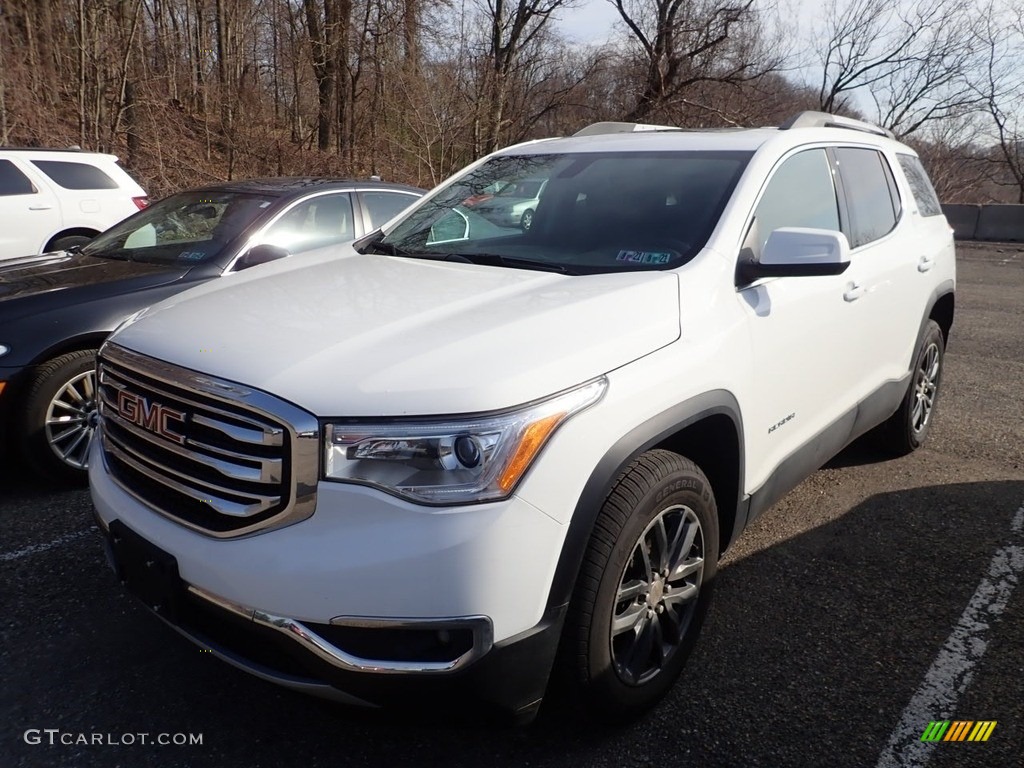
[112, 252, 681, 416]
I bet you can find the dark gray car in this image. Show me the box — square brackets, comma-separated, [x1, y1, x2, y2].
[0, 177, 424, 482]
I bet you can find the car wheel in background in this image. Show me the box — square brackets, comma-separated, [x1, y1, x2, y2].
[520, 209, 534, 231]
[21, 349, 100, 484]
[48, 234, 94, 252]
[560, 449, 719, 722]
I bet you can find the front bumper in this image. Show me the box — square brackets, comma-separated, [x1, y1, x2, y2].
[97, 518, 565, 721]
[89, 439, 570, 718]
[0, 363, 30, 450]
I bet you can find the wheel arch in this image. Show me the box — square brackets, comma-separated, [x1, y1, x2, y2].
[929, 289, 954, 347]
[545, 390, 746, 612]
[28, 333, 107, 368]
[44, 228, 100, 252]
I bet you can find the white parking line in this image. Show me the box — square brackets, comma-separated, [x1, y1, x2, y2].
[0, 527, 97, 563]
[875, 503, 1024, 768]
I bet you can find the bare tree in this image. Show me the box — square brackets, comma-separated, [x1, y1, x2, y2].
[972, 2, 1024, 202]
[610, 0, 781, 122]
[474, 0, 573, 153]
[816, 0, 980, 137]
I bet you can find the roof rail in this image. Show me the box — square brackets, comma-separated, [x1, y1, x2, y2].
[0, 146, 87, 152]
[573, 121, 682, 137]
[779, 111, 895, 139]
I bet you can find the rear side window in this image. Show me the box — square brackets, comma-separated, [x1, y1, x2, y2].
[360, 191, 418, 229]
[834, 148, 900, 248]
[263, 192, 355, 250]
[897, 154, 943, 217]
[747, 148, 840, 259]
[0, 159, 36, 195]
[31, 160, 119, 190]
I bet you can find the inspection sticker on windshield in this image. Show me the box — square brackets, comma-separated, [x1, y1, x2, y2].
[178, 250, 207, 261]
[616, 250, 672, 265]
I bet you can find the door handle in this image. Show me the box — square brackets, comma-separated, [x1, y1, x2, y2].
[28, 204, 53, 211]
[843, 283, 865, 302]
[918, 255, 935, 272]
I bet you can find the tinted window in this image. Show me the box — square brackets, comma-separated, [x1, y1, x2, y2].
[748, 149, 840, 259]
[262, 193, 355, 250]
[378, 151, 751, 274]
[360, 191, 417, 229]
[81, 190, 278, 265]
[31, 159, 119, 190]
[834, 148, 899, 247]
[897, 154, 943, 217]
[0, 159, 36, 196]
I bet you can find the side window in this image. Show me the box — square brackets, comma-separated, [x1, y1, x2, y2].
[833, 148, 899, 248]
[360, 191, 418, 229]
[30, 160, 119, 190]
[0, 159, 37, 196]
[897, 154, 943, 217]
[746, 149, 840, 260]
[262, 193, 354, 250]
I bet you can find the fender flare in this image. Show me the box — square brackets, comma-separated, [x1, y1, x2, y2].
[544, 389, 745, 612]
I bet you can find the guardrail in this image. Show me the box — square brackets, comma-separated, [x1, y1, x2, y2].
[941, 204, 1024, 242]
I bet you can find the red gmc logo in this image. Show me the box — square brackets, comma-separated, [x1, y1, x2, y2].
[116, 390, 186, 444]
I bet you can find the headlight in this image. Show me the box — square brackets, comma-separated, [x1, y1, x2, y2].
[324, 378, 607, 504]
[0, 344, 9, 358]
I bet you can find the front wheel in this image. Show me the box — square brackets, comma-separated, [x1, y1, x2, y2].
[21, 349, 100, 484]
[560, 449, 719, 721]
[520, 209, 534, 231]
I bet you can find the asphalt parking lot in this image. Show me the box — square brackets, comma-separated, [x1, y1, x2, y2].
[2, 242, 1022, 768]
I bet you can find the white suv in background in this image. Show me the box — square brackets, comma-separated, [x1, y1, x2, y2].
[89, 112, 955, 723]
[0, 148, 148, 260]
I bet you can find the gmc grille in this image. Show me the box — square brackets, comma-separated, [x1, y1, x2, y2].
[97, 343, 319, 537]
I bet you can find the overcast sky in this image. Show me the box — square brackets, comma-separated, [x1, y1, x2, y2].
[553, 0, 623, 44]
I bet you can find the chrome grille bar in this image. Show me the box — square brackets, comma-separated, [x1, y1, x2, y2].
[99, 389, 283, 484]
[100, 364, 284, 446]
[97, 342, 320, 538]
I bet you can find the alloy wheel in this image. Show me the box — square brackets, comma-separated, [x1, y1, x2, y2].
[911, 342, 940, 434]
[44, 370, 99, 470]
[610, 504, 705, 686]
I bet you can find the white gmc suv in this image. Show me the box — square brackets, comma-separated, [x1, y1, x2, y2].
[89, 112, 955, 723]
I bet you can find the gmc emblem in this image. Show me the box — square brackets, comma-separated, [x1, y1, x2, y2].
[116, 390, 186, 445]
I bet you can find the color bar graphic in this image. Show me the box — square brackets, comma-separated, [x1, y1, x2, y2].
[921, 721, 950, 742]
[921, 720, 997, 742]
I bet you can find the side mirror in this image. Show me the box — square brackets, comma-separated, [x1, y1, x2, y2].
[737, 227, 851, 284]
[235, 244, 289, 271]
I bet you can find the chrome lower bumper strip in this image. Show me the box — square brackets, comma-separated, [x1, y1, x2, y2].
[187, 584, 494, 675]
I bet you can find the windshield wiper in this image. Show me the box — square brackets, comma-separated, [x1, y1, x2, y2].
[357, 237, 410, 257]
[455, 253, 575, 275]
[92, 248, 136, 262]
[363, 240, 575, 275]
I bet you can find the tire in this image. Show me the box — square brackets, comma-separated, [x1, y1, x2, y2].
[21, 349, 100, 484]
[560, 449, 719, 722]
[520, 209, 534, 231]
[877, 320, 945, 456]
[48, 234, 93, 252]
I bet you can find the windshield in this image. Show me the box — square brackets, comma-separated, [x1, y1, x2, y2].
[375, 151, 751, 273]
[82, 190, 279, 265]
